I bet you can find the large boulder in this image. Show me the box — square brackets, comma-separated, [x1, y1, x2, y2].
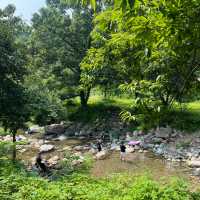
[45, 124, 65, 135]
[28, 126, 44, 134]
[95, 150, 110, 160]
[193, 168, 200, 176]
[39, 144, 55, 153]
[187, 160, 200, 168]
[3, 135, 12, 142]
[155, 127, 172, 139]
[73, 145, 84, 151]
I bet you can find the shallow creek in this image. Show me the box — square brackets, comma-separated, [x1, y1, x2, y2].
[17, 136, 200, 188]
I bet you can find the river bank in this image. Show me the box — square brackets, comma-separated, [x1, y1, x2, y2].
[1, 122, 200, 187]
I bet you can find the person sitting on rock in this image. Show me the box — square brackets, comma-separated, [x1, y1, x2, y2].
[120, 142, 126, 161]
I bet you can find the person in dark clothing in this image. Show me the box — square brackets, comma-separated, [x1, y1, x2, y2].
[97, 141, 102, 152]
[35, 153, 48, 173]
[120, 142, 126, 161]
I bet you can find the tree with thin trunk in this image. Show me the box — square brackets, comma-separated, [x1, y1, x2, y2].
[0, 5, 30, 161]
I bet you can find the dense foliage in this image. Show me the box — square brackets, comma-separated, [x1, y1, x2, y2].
[1, 0, 200, 198]
[0, 158, 200, 200]
[28, 0, 93, 110]
[81, 0, 200, 129]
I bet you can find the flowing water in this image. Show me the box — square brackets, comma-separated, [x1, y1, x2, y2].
[17, 136, 200, 188]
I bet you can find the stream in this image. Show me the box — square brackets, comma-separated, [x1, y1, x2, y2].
[17, 135, 200, 189]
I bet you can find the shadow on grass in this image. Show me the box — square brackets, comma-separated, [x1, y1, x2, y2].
[162, 109, 200, 132]
[68, 101, 122, 123]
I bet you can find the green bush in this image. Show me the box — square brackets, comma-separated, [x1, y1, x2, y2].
[0, 159, 200, 200]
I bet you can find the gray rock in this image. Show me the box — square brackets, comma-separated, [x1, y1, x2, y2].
[28, 126, 44, 134]
[152, 137, 164, 144]
[73, 145, 84, 151]
[39, 144, 55, 153]
[47, 155, 59, 167]
[187, 160, 200, 168]
[45, 124, 65, 135]
[53, 135, 67, 141]
[155, 127, 172, 139]
[95, 150, 110, 160]
[126, 147, 135, 153]
[193, 168, 200, 176]
[3, 135, 12, 141]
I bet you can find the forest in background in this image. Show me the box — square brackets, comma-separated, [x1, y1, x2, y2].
[1, 0, 200, 199]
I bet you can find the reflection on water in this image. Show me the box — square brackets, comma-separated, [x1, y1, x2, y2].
[91, 151, 195, 183]
[17, 136, 200, 187]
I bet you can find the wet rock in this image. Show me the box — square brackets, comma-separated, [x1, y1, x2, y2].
[187, 160, 200, 168]
[74, 152, 82, 157]
[140, 142, 149, 150]
[38, 140, 44, 145]
[3, 135, 12, 141]
[155, 127, 172, 139]
[139, 149, 144, 153]
[63, 146, 72, 151]
[30, 141, 41, 149]
[193, 168, 200, 176]
[39, 144, 55, 153]
[83, 146, 91, 151]
[126, 147, 135, 153]
[47, 156, 59, 167]
[16, 135, 27, 141]
[95, 150, 110, 160]
[72, 157, 84, 166]
[152, 137, 164, 144]
[134, 145, 140, 150]
[73, 145, 84, 151]
[89, 148, 97, 155]
[28, 126, 44, 134]
[53, 135, 67, 141]
[44, 140, 51, 144]
[45, 124, 65, 135]
[153, 144, 165, 155]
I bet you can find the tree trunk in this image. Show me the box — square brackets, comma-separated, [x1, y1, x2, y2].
[12, 132, 16, 162]
[80, 88, 91, 108]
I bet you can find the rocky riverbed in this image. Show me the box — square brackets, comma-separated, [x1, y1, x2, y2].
[1, 123, 200, 182]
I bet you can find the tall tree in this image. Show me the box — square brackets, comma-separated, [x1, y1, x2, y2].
[81, 0, 200, 128]
[0, 5, 30, 160]
[30, 0, 93, 107]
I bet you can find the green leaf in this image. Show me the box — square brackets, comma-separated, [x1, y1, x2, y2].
[128, 0, 135, 9]
[121, 0, 127, 12]
[90, 0, 96, 11]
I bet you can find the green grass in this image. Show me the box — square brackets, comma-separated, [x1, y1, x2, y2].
[67, 95, 200, 132]
[67, 95, 133, 123]
[166, 101, 200, 132]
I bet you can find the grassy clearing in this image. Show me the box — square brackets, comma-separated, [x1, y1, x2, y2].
[67, 95, 133, 123]
[167, 101, 200, 132]
[67, 95, 200, 132]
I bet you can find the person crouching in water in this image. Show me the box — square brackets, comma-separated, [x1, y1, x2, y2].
[35, 152, 48, 174]
[120, 142, 126, 161]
